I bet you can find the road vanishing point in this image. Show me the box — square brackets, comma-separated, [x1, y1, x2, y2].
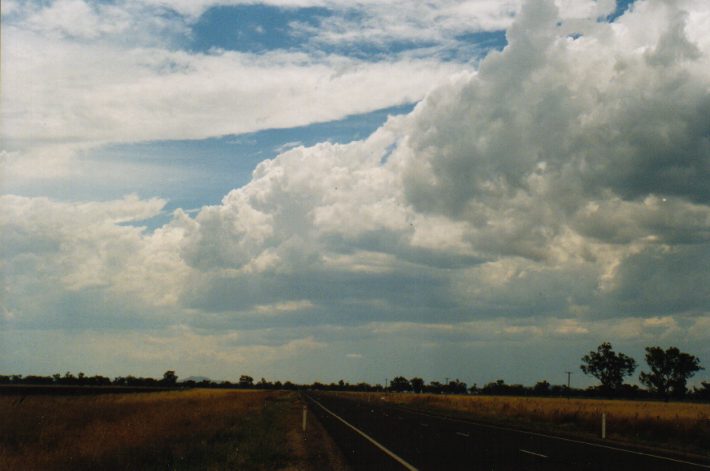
[304, 393, 710, 471]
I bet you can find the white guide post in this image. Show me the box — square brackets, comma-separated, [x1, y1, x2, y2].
[601, 413, 606, 439]
[302, 405, 308, 432]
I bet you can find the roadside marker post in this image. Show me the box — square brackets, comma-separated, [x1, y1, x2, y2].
[601, 413, 606, 439]
[302, 405, 308, 432]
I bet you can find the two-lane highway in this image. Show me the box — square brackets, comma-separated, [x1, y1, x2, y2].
[304, 392, 710, 470]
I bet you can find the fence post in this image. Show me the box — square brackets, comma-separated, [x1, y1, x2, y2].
[302, 405, 307, 432]
[601, 413, 606, 439]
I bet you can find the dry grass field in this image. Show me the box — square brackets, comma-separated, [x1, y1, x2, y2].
[345, 392, 710, 457]
[0, 389, 343, 470]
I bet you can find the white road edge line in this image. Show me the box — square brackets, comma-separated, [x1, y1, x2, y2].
[456, 432, 470, 437]
[308, 396, 418, 471]
[520, 449, 548, 458]
[400, 407, 710, 469]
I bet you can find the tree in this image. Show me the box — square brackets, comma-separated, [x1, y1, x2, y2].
[389, 376, 411, 392]
[639, 346, 703, 399]
[258, 377, 274, 389]
[410, 377, 424, 393]
[533, 380, 550, 395]
[694, 382, 710, 401]
[162, 370, 178, 386]
[446, 379, 468, 395]
[580, 342, 637, 394]
[239, 375, 254, 388]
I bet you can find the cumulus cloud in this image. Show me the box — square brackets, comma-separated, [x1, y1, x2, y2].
[171, 0, 710, 322]
[0, 194, 188, 314]
[3, 0, 710, 380]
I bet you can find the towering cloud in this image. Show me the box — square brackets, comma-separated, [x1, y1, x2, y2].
[2, 0, 709, 381]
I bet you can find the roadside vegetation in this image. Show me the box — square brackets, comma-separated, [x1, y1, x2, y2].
[1, 342, 707, 466]
[341, 391, 710, 458]
[0, 389, 338, 470]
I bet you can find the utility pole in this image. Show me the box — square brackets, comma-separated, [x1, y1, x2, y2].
[565, 371, 572, 398]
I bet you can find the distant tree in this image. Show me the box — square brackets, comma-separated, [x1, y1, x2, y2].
[446, 379, 467, 394]
[481, 380, 526, 396]
[389, 376, 411, 392]
[410, 377, 424, 393]
[426, 381, 444, 394]
[23, 375, 53, 385]
[86, 375, 111, 386]
[639, 346, 703, 399]
[239, 375, 254, 388]
[533, 380, 551, 395]
[258, 377, 274, 389]
[580, 342, 637, 394]
[356, 382, 375, 392]
[693, 382, 710, 401]
[162, 370, 178, 386]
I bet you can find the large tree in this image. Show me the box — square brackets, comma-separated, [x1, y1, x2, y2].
[639, 346, 703, 399]
[238, 375, 254, 388]
[389, 376, 411, 392]
[580, 342, 637, 393]
[410, 377, 425, 394]
[161, 370, 178, 386]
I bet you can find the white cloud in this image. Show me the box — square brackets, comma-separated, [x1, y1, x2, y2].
[3, 0, 710, 381]
[24, 0, 131, 39]
[7, 0, 710, 321]
[254, 300, 315, 314]
[139, 0, 617, 40]
[174, 0, 710, 318]
[2, 31, 463, 143]
[0, 194, 187, 306]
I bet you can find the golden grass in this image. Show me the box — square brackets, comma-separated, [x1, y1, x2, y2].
[343, 392, 710, 456]
[0, 389, 299, 470]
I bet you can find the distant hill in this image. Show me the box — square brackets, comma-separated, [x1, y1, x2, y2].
[180, 376, 211, 383]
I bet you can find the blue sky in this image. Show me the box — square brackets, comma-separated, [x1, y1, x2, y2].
[5, 103, 416, 228]
[3, 0, 710, 389]
[188, 4, 331, 54]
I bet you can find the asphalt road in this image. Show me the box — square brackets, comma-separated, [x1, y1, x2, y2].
[304, 392, 710, 471]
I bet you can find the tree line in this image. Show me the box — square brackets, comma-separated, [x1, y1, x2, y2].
[0, 370, 181, 388]
[579, 343, 704, 400]
[2, 344, 708, 401]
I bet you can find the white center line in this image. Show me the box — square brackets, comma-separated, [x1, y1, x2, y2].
[520, 449, 548, 458]
[308, 396, 418, 471]
[396, 406, 710, 469]
[456, 432, 470, 438]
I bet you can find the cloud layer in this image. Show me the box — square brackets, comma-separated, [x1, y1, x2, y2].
[2, 0, 710, 383]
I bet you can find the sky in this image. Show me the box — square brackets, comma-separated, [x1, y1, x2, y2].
[1, 0, 710, 389]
